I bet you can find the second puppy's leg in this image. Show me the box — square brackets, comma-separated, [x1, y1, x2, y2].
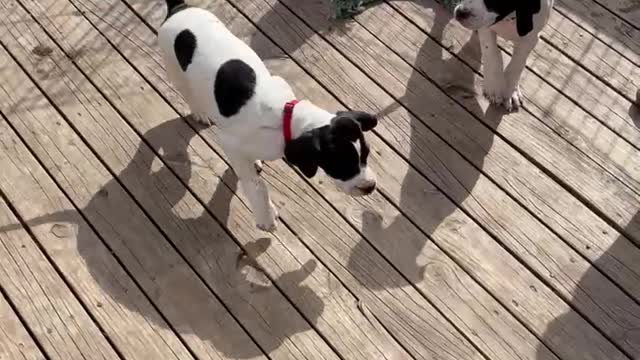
[502, 34, 539, 111]
[479, 28, 505, 106]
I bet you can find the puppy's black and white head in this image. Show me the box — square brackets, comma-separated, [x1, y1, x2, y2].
[453, 0, 542, 37]
[285, 111, 378, 196]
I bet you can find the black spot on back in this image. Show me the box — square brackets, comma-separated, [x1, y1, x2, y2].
[174, 30, 196, 72]
[214, 59, 257, 117]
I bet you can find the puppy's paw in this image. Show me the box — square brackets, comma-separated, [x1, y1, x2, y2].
[257, 221, 277, 233]
[256, 202, 278, 233]
[191, 112, 216, 126]
[254, 160, 264, 175]
[482, 75, 506, 105]
[502, 86, 523, 112]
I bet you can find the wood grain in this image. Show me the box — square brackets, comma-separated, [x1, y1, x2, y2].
[0, 199, 80, 360]
[0, 286, 44, 360]
[583, 0, 640, 32]
[554, 0, 640, 66]
[541, 9, 638, 103]
[264, 146, 632, 360]
[0, 102, 193, 360]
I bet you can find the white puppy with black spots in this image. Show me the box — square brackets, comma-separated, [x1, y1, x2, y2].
[453, 0, 554, 111]
[158, 0, 378, 232]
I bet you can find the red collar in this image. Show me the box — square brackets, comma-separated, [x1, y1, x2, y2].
[282, 100, 299, 144]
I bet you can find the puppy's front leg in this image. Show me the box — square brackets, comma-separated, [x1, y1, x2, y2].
[502, 34, 539, 112]
[226, 150, 278, 232]
[479, 28, 505, 106]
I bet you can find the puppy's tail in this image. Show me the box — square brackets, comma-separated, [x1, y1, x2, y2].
[165, 0, 188, 19]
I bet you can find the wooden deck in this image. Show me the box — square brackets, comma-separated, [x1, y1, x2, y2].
[0, 0, 638, 359]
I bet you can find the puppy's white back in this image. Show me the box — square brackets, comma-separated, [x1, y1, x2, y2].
[158, 7, 271, 125]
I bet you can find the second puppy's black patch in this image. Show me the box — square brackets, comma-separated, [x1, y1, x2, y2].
[214, 59, 257, 117]
[174, 29, 197, 71]
[515, 0, 542, 37]
[484, 0, 542, 37]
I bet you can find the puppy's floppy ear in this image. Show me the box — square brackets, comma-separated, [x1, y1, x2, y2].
[515, 0, 541, 37]
[330, 116, 362, 142]
[284, 131, 320, 178]
[336, 111, 378, 132]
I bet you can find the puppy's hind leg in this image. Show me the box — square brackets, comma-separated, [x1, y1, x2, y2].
[186, 82, 216, 126]
[165, 63, 190, 106]
[166, 64, 215, 125]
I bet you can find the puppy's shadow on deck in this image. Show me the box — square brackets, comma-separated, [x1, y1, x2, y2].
[536, 210, 640, 359]
[0, 117, 324, 358]
[349, 1, 504, 288]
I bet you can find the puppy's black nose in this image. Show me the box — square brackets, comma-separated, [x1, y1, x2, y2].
[361, 183, 376, 194]
[454, 7, 473, 21]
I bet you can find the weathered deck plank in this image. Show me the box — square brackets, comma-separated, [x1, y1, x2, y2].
[0, 99, 194, 360]
[0, 50, 209, 360]
[585, 0, 640, 32]
[0, 281, 44, 360]
[541, 9, 639, 104]
[553, 0, 640, 66]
